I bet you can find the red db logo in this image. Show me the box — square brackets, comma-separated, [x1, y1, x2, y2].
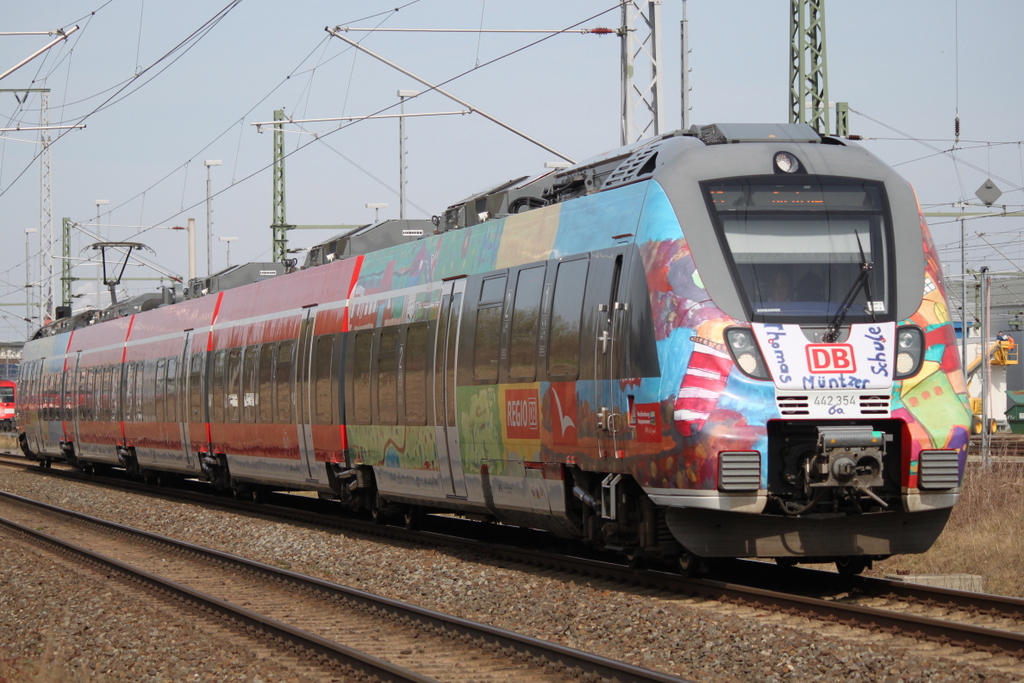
[806, 344, 857, 374]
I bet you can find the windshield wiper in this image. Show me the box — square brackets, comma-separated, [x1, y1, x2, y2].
[822, 233, 875, 343]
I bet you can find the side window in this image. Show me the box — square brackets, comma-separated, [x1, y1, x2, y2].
[124, 364, 136, 422]
[243, 346, 258, 423]
[257, 344, 274, 424]
[274, 340, 294, 423]
[352, 332, 372, 423]
[155, 358, 166, 422]
[166, 357, 178, 422]
[226, 347, 242, 423]
[473, 274, 506, 382]
[110, 365, 120, 421]
[377, 329, 399, 424]
[211, 350, 226, 423]
[313, 336, 334, 425]
[404, 323, 429, 425]
[509, 265, 546, 381]
[134, 362, 144, 422]
[548, 259, 589, 379]
[189, 353, 204, 422]
[143, 360, 156, 421]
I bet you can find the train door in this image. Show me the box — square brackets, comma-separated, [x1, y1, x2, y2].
[594, 252, 630, 458]
[296, 305, 320, 482]
[178, 331, 198, 468]
[434, 278, 468, 498]
[71, 352, 84, 452]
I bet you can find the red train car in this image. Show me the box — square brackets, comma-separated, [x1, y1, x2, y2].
[0, 379, 15, 431]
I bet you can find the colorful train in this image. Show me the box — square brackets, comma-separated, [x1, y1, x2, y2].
[17, 123, 971, 574]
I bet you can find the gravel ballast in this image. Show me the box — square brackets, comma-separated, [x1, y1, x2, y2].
[1, 467, 1022, 683]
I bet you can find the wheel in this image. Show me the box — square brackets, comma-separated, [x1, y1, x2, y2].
[624, 548, 645, 569]
[370, 505, 387, 525]
[775, 557, 798, 569]
[677, 550, 702, 578]
[403, 508, 423, 530]
[835, 556, 871, 576]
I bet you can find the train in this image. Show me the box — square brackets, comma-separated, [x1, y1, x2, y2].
[0, 379, 15, 431]
[17, 122, 971, 575]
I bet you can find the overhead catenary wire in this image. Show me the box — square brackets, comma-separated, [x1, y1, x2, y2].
[4, 3, 620, 300]
[93, 5, 620, 241]
[0, 0, 245, 202]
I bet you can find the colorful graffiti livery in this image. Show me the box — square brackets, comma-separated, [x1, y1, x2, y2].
[19, 123, 969, 575]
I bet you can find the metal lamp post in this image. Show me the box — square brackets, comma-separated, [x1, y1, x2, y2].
[94, 200, 108, 309]
[25, 228, 36, 336]
[205, 160, 222, 275]
[219, 236, 238, 268]
[366, 203, 387, 223]
[398, 89, 419, 219]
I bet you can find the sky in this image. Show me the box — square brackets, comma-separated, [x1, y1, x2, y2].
[0, 0, 1022, 342]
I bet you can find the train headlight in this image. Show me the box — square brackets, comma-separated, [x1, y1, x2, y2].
[773, 151, 802, 174]
[725, 327, 770, 380]
[894, 326, 925, 379]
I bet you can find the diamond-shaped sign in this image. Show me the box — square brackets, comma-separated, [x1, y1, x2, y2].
[976, 178, 1003, 206]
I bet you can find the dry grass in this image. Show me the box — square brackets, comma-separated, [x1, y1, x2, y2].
[869, 462, 1024, 597]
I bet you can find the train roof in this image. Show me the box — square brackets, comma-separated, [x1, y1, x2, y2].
[33, 123, 842, 341]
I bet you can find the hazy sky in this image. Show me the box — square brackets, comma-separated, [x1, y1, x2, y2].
[1, 0, 1021, 341]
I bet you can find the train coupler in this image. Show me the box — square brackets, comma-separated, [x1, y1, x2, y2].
[809, 426, 888, 506]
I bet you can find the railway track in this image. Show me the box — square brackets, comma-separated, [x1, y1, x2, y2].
[0, 488, 690, 683]
[3, 454, 1024, 668]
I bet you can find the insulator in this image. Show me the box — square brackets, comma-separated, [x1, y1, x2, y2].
[955, 114, 961, 139]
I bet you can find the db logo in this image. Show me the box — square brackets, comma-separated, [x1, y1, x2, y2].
[806, 344, 857, 374]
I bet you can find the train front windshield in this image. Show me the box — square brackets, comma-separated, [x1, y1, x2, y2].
[0, 386, 12, 403]
[704, 177, 892, 324]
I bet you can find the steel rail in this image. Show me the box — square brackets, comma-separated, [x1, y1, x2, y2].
[5, 458, 1024, 657]
[0, 509, 435, 683]
[0, 489, 693, 683]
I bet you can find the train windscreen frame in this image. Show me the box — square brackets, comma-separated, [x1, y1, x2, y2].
[702, 176, 894, 325]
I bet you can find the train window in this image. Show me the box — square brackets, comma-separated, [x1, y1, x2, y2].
[548, 259, 589, 379]
[121, 368, 131, 421]
[226, 347, 241, 423]
[704, 177, 892, 323]
[99, 367, 109, 421]
[166, 357, 178, 423]
[134, 362, 144, 422]
[474, 274, 506, 382]
[257, 344, 273, 423]
[41, 372, 51, 421]
[50, 371, 59, 421]
[313, 335, 334, 425]
[352, 332, 372, 423]
[377, 329, 399, 424]
[404, 323, 428, 425]
[189, 354, 204, 423]
[480, 275, 506, 303]
[155, 359, 166, 422]
[112, 365, 122, 421]
[509, 265, 546, 381]
[242, 346, 258, 423]
[81, 368, 89, 421]
[274, 340, 294, 423]
[143, 361, 156, 421]
[211, 350, 226, 424]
